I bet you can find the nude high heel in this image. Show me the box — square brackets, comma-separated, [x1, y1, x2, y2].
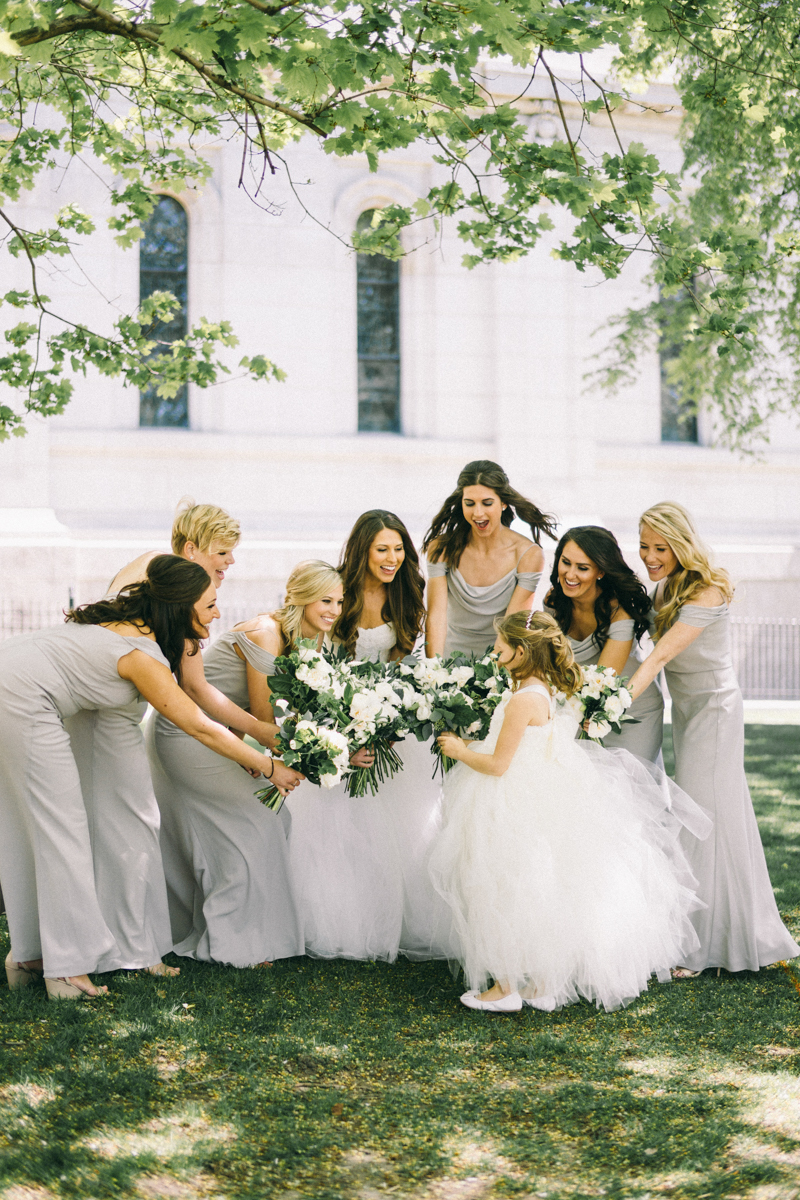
[5, 952, 43, 990]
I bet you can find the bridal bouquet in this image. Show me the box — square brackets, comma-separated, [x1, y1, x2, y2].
[394, 652, 510, 777]
[256, 716, 350, 811]
[340, 656, 406, 797]
[573, 666, 636, 742]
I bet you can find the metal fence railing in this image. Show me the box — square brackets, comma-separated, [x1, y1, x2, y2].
[729, 617, 800, 701]
[1, 602, 798, 701]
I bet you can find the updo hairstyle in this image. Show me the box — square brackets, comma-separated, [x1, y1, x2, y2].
[640, 502, 733, 638]
[494, 610, 583, 696]
[272, 560, 342, 652]
[423, 460, 557, 568]
[66, 554, 211, 677]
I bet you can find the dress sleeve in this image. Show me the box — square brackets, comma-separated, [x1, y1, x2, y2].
[426, 559, 448, 578]
[231, 631, 277, 676]
[515, 570, 541, 593]
[606, 618, 635, 641]
[117, 636, 170, 669]
[676, 603, 727, 628]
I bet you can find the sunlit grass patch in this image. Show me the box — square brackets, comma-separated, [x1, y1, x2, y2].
[1, 725, 800, 1198]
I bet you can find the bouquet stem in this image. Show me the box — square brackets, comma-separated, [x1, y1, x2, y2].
[256, 784, 285, 813]
[345, 740, 404, 798]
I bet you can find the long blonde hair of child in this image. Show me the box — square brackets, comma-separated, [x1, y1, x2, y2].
[641, 501, 732, 639]
[494, 611, 583, 696]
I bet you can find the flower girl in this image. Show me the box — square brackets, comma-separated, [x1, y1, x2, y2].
[431, 611, 712, 1014]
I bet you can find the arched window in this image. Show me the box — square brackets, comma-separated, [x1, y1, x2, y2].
[139, 196, 189, 428]
[356, 210, 400, 432]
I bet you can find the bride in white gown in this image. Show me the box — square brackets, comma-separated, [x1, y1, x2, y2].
[286, 510, 457, 961]
[433, 611, 712, 1013]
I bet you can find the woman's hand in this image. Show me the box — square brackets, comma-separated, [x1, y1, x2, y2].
[438, 732, 466, 761]
[270, 760, 305, 797]
[350, 746, 375, 768]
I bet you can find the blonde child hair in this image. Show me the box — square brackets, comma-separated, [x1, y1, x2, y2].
[272, 560, 342, 652]
[494, 611, 583, 696]
[640, 502, 733, 639]
[171, 497, 241, 556]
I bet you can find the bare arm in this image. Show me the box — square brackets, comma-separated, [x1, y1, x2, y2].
[505, 544, 544, 617]
[438, 691, 549, 776]
[118, 651, 302, 794]
[425, 573, 448, 658]
[107, 550, 159, 596]
[627, 586, 724, 700]
[596, 610, 634, 675]
[180, 645, 277, 748]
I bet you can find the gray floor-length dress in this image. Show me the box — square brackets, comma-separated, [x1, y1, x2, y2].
[427, 560, 541, 656]
[545, 610, 664, 763]
[0, 624, 173, 977]
[147, 628, 302, 967]
[661, 601, 798, 972]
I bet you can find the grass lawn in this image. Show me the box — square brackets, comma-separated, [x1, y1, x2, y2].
[2, 726, 800, 1200]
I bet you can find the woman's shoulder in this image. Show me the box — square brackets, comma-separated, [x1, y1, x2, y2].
[688, 585, 726, 608]
[232, 614, 283, 652]
[608, 602, 632, 624]
[514, 538, 544, 572]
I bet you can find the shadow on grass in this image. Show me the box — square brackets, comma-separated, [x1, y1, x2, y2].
[1, 726, 799, 1199]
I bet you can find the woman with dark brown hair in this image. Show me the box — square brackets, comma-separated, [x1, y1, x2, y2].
[0, 556, 302, 1001]
[285, 511, 454, 963]
[424, 460, 557, 658]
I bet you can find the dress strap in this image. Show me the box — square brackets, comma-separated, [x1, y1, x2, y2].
[230, 629, 277, 676]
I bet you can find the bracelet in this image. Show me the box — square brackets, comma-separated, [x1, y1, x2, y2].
[266, 757, 275, 779]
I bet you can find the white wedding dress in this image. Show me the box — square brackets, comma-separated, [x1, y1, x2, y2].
[429, 683, 713, 1011]
[285, 624, 456, 961]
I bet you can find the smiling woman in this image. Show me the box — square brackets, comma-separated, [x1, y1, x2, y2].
[0, 556, 282, 1001]
[423, 460, 557, 658]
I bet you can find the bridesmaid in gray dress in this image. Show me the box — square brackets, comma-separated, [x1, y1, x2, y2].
[0, 556, 299, 1001]
[148, 561, 361, 968]
[544, 526, 664, 763]
[628, 502, 799, 974]
[423, 460, 555, 657]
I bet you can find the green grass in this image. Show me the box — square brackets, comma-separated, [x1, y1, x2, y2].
[3, 727, 800, 1200]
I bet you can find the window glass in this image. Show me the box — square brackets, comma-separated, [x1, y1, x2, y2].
[357, 210, 400, 433]
[139, 196, 188, 428]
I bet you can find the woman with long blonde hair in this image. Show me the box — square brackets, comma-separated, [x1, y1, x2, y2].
[627, 502, 798, 976]
[147, 560, 361, 968]
[431, 612, 710, 1013]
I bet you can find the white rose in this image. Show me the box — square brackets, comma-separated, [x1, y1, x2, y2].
[416, 701, 432, 721]
[297, 646, 318, 662]
[451, 665, 475, 686]
[587, 718, 611, 739]
[305, 666, 332, 691]
[320, 772, 341, 789]
[603, 667, 617, 680]
[617, 687, 632, 708]
[374, 680, 397, 700]
[604, 695, 624, 720]
[583, 684, 602, 700]
[350, 691, 383, 723]
[295, 720, 314, 734]
[465, 720, 482, 735]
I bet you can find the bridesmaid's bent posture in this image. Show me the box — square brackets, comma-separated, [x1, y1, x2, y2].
[424, 460, 556, 658]
[147, 561, 353, 967]
[545, 526, 664, 763]
[108, 497, 239, 595]
[0, 556, 300, 1001]
[628, 502, 799, 975]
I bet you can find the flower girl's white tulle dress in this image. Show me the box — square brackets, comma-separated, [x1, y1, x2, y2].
[429, 683, 713, 1011]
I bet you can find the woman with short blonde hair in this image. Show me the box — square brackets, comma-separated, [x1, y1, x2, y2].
[627, 502, 798, 976]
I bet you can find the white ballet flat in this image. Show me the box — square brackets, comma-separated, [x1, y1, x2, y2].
[521, 994, 557, 1011]
[460, 989, 522, 1013]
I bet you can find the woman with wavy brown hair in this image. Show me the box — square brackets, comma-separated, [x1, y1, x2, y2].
[0, 556, 302, 1001]
[424, 460, 556, 658]
[286, 511, 454, 963]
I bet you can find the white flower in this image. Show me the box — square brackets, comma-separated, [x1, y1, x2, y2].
[303, 666, 333, 691]
[465, 720, 482, 735]
[374, 680, 397, 700]
[322, 728, 349, 755]
[416, 701, 432, 722]
[295, 720, 315, 734]
[350, 690, 383, 723]
[582, 683, 602, 700]
[451, 665, 475, 686]
[604, 694, 624, 720]
[320, 771, 342, 789]
[565, 696, 584, 722]
[617, 687, 632, 708]
[296, 646, 319, 662]
[602, 667, 617, 680]
[587, 718, 612, 739]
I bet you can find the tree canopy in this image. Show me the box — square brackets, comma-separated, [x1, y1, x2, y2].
[0, 0, 797, 443]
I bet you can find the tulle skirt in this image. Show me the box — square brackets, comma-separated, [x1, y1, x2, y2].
[429, 723, 711, 1011]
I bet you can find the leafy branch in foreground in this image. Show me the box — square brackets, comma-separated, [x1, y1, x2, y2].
[1, 1, 800, 440]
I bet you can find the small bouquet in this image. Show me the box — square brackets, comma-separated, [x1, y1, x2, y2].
[395, 652, 510, 777]
[341, 659, 406, 797]
[573, 665, 636, 742]
[256, 716, 350, 811]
